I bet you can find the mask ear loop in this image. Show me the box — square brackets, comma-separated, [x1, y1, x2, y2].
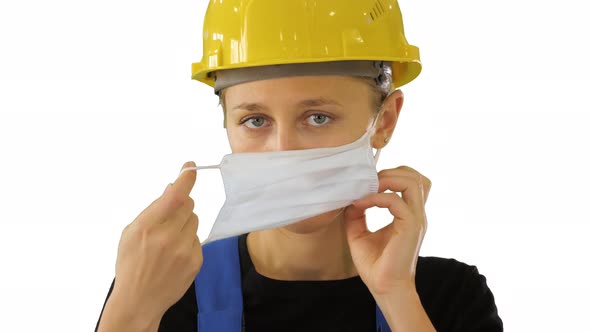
[374, 148, 381, 164]
[368, 112, 382, 164]
[178, 164, 220, 177]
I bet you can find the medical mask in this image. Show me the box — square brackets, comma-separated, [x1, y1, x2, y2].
[181, 119, 381, 244]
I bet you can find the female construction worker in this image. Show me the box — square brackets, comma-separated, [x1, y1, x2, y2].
[95, 0, 503, 331]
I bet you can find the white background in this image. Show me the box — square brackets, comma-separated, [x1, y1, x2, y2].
[1, 0, 589, 331]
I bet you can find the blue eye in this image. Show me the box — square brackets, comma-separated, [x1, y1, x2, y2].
[243, 116, 267, 128]
[307, 114, 332, 126]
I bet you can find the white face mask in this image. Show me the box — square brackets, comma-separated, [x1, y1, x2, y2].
[181, 119, 381, 244]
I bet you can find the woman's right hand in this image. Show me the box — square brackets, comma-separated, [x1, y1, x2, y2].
[99, 161, 202, 332]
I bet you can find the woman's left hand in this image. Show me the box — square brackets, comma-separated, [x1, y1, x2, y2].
[344, 166, 431, 297]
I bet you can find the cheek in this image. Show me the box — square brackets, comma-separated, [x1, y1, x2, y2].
[226, 126, 263, 153]
[226, 127, 242, 152]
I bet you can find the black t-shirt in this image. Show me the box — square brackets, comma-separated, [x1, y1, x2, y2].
[95, 233, 503, 331]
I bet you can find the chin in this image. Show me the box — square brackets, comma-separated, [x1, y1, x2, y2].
[282, 209, 344, 234]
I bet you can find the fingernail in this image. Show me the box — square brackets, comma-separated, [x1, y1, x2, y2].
[178, 161, 197, 177]
[181, 161, 196, 172]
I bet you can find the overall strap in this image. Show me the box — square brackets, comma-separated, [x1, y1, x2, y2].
[376, 305, 391, 332]
[194, 236, 243, 332]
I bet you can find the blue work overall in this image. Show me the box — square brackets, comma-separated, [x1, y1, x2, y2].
[194, 236, 391, 331]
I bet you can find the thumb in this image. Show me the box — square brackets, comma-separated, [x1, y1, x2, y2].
[172, 161, 197, 196]
[343, 203, 370, 243]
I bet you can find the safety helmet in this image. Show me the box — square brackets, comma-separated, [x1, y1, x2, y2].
[192, 0, 421, 92]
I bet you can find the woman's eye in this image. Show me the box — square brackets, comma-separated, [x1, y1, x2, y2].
[243, 117, 267, 128]
[306, 114, 332, 126]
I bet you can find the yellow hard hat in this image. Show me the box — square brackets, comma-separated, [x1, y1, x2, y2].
[192, 0, 421, 91]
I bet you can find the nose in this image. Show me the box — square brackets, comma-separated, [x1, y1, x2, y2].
[270, 126, 302, 152]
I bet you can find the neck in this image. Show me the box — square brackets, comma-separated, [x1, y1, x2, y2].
[247, 213, 358, 281]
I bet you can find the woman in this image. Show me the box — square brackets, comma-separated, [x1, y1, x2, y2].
[95, 0, 502, 331]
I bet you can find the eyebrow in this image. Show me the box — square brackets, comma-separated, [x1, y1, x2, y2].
[231, 102, 269, 112]
[232, 97, 342, 112]
[297, 97, 342, 108]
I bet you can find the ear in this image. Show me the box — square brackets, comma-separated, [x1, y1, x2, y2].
[371, 89, 403, 149]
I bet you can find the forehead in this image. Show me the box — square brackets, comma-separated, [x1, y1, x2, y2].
[223, 75, 371, 106]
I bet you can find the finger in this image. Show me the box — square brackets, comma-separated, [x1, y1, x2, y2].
[377, 176, 425, 213]
[193, 235, 201, 248]
[352, 192, 413, 221]
[163, 195, 195, 229]
[191, 238, 204, 273]
[344, 199, 370, 220]
[181, 213, 199, 236]
[378, 165, 421, 178]
[135, 162, 196, 226]
[379, 167, 432, 202]
[343, 205, 370, 242]
[181, 215, 199, 259]
[134, 184, 185, 225]
[171, 161, 198, 196]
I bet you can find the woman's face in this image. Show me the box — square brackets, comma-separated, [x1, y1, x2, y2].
[222, 75, 400, 234]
